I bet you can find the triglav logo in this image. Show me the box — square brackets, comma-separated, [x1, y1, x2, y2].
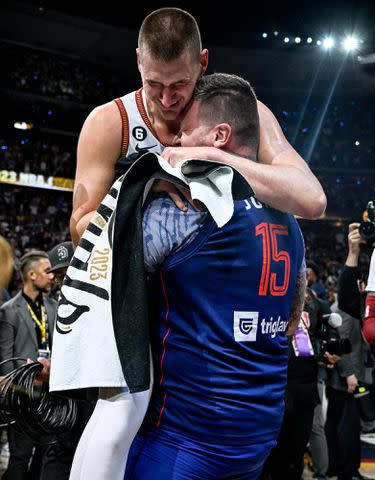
[233, 311, 259, 342]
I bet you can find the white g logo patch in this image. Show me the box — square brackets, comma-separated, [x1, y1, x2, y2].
[233, 311, 259, 342]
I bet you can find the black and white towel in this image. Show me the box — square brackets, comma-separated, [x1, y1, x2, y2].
[49, 152, 253, 394]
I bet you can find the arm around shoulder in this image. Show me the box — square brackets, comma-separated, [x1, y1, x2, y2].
[70, 101, 123, 246]
[255, 100, 327, 219]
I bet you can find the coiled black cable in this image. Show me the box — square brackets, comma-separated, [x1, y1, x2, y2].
[0, 358, 77, 444]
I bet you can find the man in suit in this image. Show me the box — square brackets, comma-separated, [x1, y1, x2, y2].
[0, 250, 56, 480]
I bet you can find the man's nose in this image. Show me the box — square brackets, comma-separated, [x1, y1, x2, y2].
[160, 88, 175, 108]
[172, 134, 181, 146]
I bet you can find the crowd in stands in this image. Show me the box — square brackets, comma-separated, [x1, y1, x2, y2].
[0, 186, 71, 296]
[0, 42, 373, 170]
[0, 180, 372, 299]
[266, 93, 375, 169]
[1, 42, 125, 105]
[0, 137, 76, 178]
[2, 133, 374, 218]
[318, 173, 375, 218]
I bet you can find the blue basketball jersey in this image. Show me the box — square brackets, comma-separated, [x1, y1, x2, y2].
[144, 197, 305, 448]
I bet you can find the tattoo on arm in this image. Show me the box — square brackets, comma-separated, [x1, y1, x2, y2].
[287, 275, 306, 336]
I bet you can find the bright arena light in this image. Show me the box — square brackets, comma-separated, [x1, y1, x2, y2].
[295, 37, 301, 43]
[323, 37, 335, 49]
[262, 32, 268, 38]
[355, 140, 360, 146]
[14, 122, 34, 130]
[316, 40, 322, 46]
[307, 37, 313, 43]
[274, 31, 279, 36]
[284, 37, 290, 43]
[343, 36, 359, 51]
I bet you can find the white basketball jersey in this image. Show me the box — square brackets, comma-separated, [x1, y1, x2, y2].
[116, 89, 164, 163]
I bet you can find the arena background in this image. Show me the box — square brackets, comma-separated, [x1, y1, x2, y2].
[0, 0, 375, 476]
[0, 0, 373, 285]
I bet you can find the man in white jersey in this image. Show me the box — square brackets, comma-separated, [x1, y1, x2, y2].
[70, 7, 326, 247]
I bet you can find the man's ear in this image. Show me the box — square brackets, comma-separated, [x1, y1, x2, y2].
[29, 270, 36, 282]
[199, 49, 209, 76]
[136, 48, 141, 73]
[212, 123, 232, 148]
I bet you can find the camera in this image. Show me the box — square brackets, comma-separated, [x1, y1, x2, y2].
[359, 200, 375, 242]
[315, 312, 352, 362]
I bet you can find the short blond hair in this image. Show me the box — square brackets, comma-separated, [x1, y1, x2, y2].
[138, 8, 202, 62]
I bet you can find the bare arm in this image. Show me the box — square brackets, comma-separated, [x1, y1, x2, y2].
[162, 101, 327, 219]
[286, 274, 307, 336]
[70, 101, 122, 246]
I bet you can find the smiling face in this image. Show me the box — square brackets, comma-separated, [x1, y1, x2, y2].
[138, 48, 207, 122]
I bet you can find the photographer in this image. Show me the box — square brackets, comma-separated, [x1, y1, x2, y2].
[325, 303, 368, 480]
[325, 221, 371, 480]
[337, 223, 365, 320]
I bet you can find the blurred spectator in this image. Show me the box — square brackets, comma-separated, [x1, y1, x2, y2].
[307, 260, 327, 300]
[0, 250, 56, 479]
[0, 186, 71, 295]
[325, 305, 368, 480]
[2, 42, 124, 105]
[0, 235, 13, 305]
[260, 283, 337, 480]
[337, 223, 366, 320]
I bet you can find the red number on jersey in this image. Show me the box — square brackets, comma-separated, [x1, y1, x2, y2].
[256, 223, 291, 296]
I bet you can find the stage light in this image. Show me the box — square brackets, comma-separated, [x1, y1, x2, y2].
[307, 37, 313, 43]
[316, 40, 322, 46]
[295, 37, 301, 43]
[323, 37, 334, 49]
[343, 36, 359, 51]
[274, 31, 279, 36]
[284, 37, 290, 43]
[262, 32, 268, 38]
[14, 122, 34, 130]
[355, 140, 360, 146]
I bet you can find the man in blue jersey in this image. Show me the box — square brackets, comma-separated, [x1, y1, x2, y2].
[124, 72, 306, 480]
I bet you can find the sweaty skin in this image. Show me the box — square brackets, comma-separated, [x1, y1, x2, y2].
[70, 99, 326, 246]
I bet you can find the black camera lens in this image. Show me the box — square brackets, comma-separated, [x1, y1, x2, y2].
[360, 201, 375, 241]
[359, 221, 375, 241]
[322, 338, 352, 356]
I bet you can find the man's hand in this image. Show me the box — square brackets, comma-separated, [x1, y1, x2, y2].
[36, 357, 51, 384]
[151, 180, 202, 212]
[324, 352, 341, 369]
[346, 373, 358, 394]
[346, 223, 365, 267]
[162, 146, 214, 167]
[348, 223, 363, 255]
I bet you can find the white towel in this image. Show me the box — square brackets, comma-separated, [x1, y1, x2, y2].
[50, 152, 239, 393]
